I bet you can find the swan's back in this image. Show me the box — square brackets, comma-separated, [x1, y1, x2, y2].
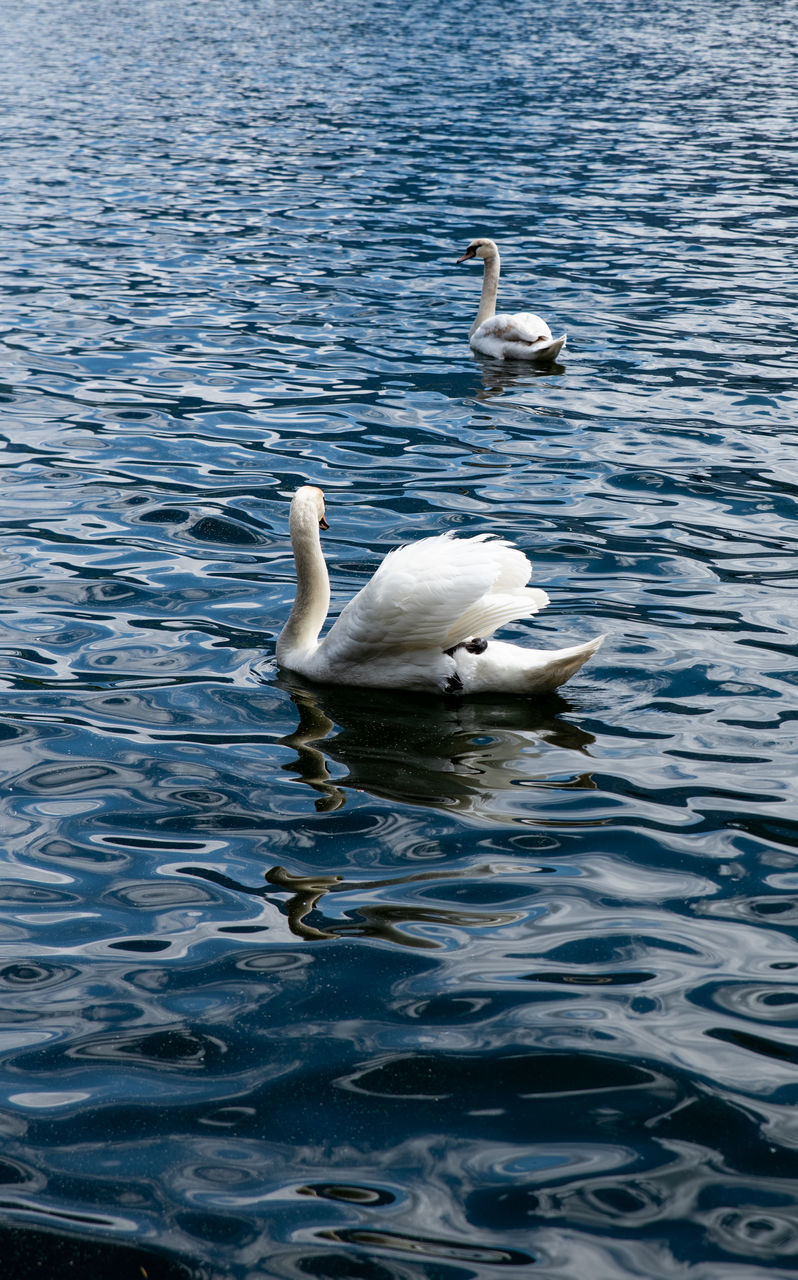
[471, 313, 565, 361]
[318, 533, 548, 670]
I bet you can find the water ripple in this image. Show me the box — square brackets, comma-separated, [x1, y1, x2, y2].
[1, 0, 798, 1275]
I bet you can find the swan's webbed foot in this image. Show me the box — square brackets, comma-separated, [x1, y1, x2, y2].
[444, 636, 488, 657]
[444, 671, 464, 695]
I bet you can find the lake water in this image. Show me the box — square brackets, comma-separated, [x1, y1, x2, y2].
[1, 0, 798, 1276]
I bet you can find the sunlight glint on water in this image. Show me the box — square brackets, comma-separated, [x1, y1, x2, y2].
[0, 1, 797, 1277]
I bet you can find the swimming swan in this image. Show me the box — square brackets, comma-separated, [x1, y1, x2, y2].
[458, 238, 566, 361]
[276, 486, 602, 695]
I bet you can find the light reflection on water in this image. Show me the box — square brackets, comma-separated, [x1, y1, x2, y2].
[1, 0, 798, 1276]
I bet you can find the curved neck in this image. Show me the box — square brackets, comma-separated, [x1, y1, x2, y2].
[277, 505, 330, 660]
[471, 248, 500, 336]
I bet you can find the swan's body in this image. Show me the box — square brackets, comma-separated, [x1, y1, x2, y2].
[458, 238, 566, 361]
[276, 487, 602, 696]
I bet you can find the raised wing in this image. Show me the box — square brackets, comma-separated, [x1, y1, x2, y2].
[319, 533, 549, 668]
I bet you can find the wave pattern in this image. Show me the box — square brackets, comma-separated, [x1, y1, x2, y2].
[1, 0, 798, 1276]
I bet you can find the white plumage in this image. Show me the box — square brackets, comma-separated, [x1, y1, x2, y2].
[457, 237, 566, 361]
[275, 487, 602, 695]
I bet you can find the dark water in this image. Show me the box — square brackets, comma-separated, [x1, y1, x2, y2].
[1, 0, 798, 1276]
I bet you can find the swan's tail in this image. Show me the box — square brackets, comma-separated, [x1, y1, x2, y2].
[464, 634, 604, 696]
[536, 333, 566, 362]
[519, 633, 604, 693]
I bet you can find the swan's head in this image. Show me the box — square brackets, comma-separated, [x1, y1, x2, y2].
[457, 237, 499, 264]
[291, 485, 329, 532]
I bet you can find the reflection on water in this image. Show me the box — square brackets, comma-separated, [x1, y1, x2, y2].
[473, 355, 567, 401]
[263, 863, 525, 946]
[179, 857, 533, 948]
[1, 0, 798, 1275]
[279, 678, 596, 819]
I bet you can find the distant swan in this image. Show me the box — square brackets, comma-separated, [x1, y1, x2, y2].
[276, 486, 602, 696]
[458, 237, 566, 361]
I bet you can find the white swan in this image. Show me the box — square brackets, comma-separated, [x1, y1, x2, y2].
[457, 238, 566, 361]
[276, 487, 602, 696]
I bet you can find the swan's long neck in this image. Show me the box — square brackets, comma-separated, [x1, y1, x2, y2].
[277, 503, 330, 662]
[471, 247, 500, 337]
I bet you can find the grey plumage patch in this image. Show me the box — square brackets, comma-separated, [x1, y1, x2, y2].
[445, 637, 488, 657]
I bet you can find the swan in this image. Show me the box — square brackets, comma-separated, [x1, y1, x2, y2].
[275, 486, 603, 696]
[457, 238, 566, 361]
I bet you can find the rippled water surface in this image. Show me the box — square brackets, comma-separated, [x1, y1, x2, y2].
[1, 0, 798, 1276]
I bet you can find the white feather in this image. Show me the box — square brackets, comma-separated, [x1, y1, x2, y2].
[471, 314, 566, 362]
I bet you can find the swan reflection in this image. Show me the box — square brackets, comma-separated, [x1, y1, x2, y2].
[264, 863, 524, 947]
[473, 354, 566, 401]
[277, 676, 596, 819]
[182, 858, 532, 948]
[180, 681, 598, 946]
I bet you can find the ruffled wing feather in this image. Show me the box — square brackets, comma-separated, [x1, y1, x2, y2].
[480, 312, 553, 345]
[471, 313, 566, 361]
[319, 533, 548, 667]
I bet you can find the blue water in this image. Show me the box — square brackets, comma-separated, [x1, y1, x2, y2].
[1, 0, 798, 1276]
